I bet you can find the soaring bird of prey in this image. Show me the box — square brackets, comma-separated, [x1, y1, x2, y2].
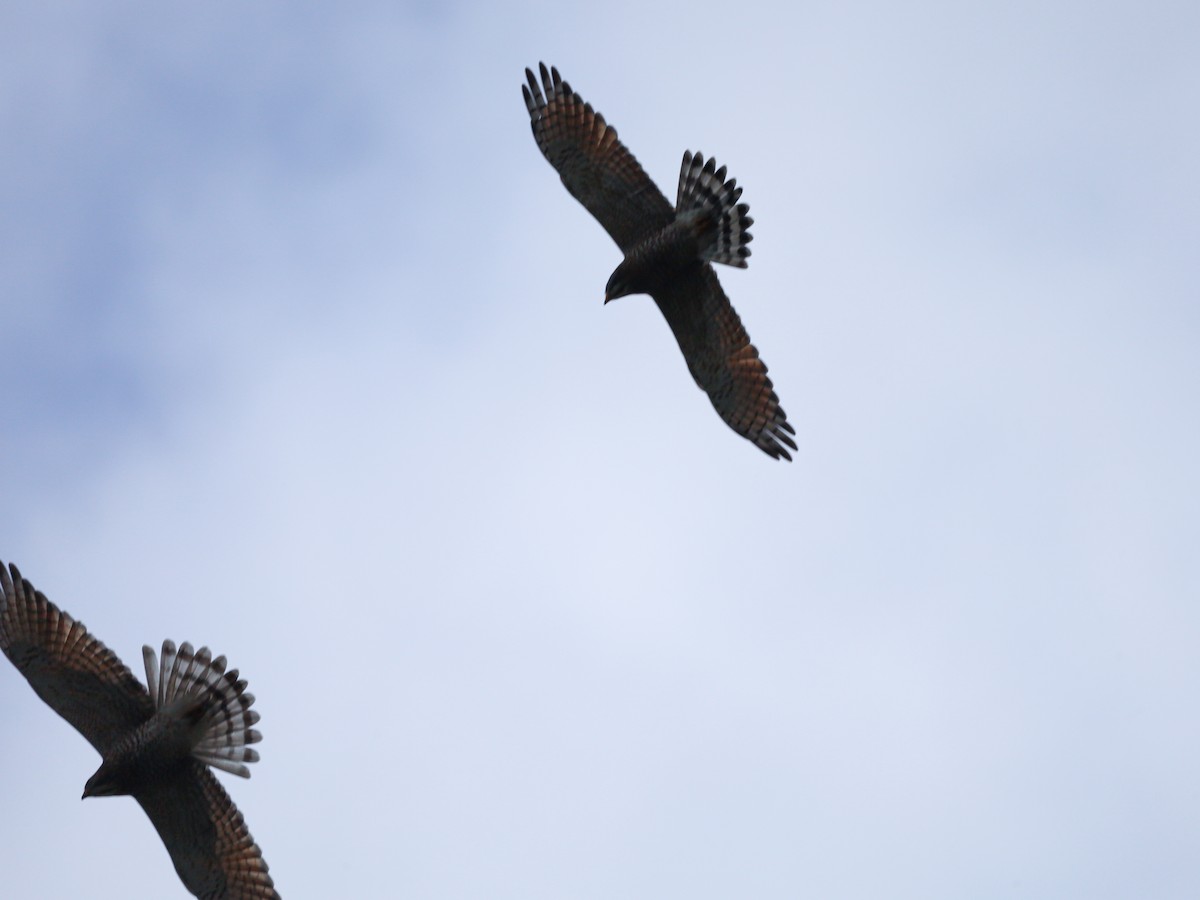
[522, 62, 796, 460]
[0, 560, 279, 899]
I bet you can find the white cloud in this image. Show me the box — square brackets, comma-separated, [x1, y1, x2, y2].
[1, 2, 1198, 897]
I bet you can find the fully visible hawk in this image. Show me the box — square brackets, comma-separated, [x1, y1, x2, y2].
[523, 62, 796, 460]
[0, 560, 279, 900]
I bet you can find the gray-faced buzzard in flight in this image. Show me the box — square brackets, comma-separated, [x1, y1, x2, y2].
[0, 560, 279, 899]
[523, 62, 796, 460]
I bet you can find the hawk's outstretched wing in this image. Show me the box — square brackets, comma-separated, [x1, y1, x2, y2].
[137, 765, 279, 900]
[0, 561, 152, 755]
[523, 62, 675, 252]
[653, 268, 796, 460]
[523, 63, 795, 460]
[2, 559, 280, 899]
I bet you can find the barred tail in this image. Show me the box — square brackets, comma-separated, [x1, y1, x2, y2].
[675, 151, 753, 268]
[143, 640, 263, 778]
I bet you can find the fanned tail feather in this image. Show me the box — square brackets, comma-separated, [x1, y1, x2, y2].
[143, 639, 263, 778]
[676, 151, 753, 268]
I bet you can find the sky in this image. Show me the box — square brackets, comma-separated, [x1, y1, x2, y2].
[1, 2, 1198, 898]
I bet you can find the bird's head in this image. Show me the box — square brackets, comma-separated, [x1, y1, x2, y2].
[82, 761, 129, 799]
[604, 262, 637, 305]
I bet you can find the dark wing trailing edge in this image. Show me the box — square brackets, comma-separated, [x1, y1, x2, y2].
[523, 62, 675, 252]
[652, 269, 797, 460]
[0, 560, 153, 754]
[136, 764, 279, 900]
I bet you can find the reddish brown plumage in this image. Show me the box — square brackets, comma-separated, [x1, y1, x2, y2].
[0, 561, 279, 899]
[524, 62, 795, 460]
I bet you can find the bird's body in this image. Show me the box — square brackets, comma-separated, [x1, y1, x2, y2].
[523, 63, 796, 460]
[607, 215, 714, 300]
[0, 560, 278, 900]
[83, 710, 195, 796]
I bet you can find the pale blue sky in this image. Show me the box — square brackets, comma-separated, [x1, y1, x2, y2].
[2, 2, 1198, 897]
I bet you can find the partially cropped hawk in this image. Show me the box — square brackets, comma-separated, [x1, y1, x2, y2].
[523, 62, 796, 460]
[0, 560, 279, 899]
